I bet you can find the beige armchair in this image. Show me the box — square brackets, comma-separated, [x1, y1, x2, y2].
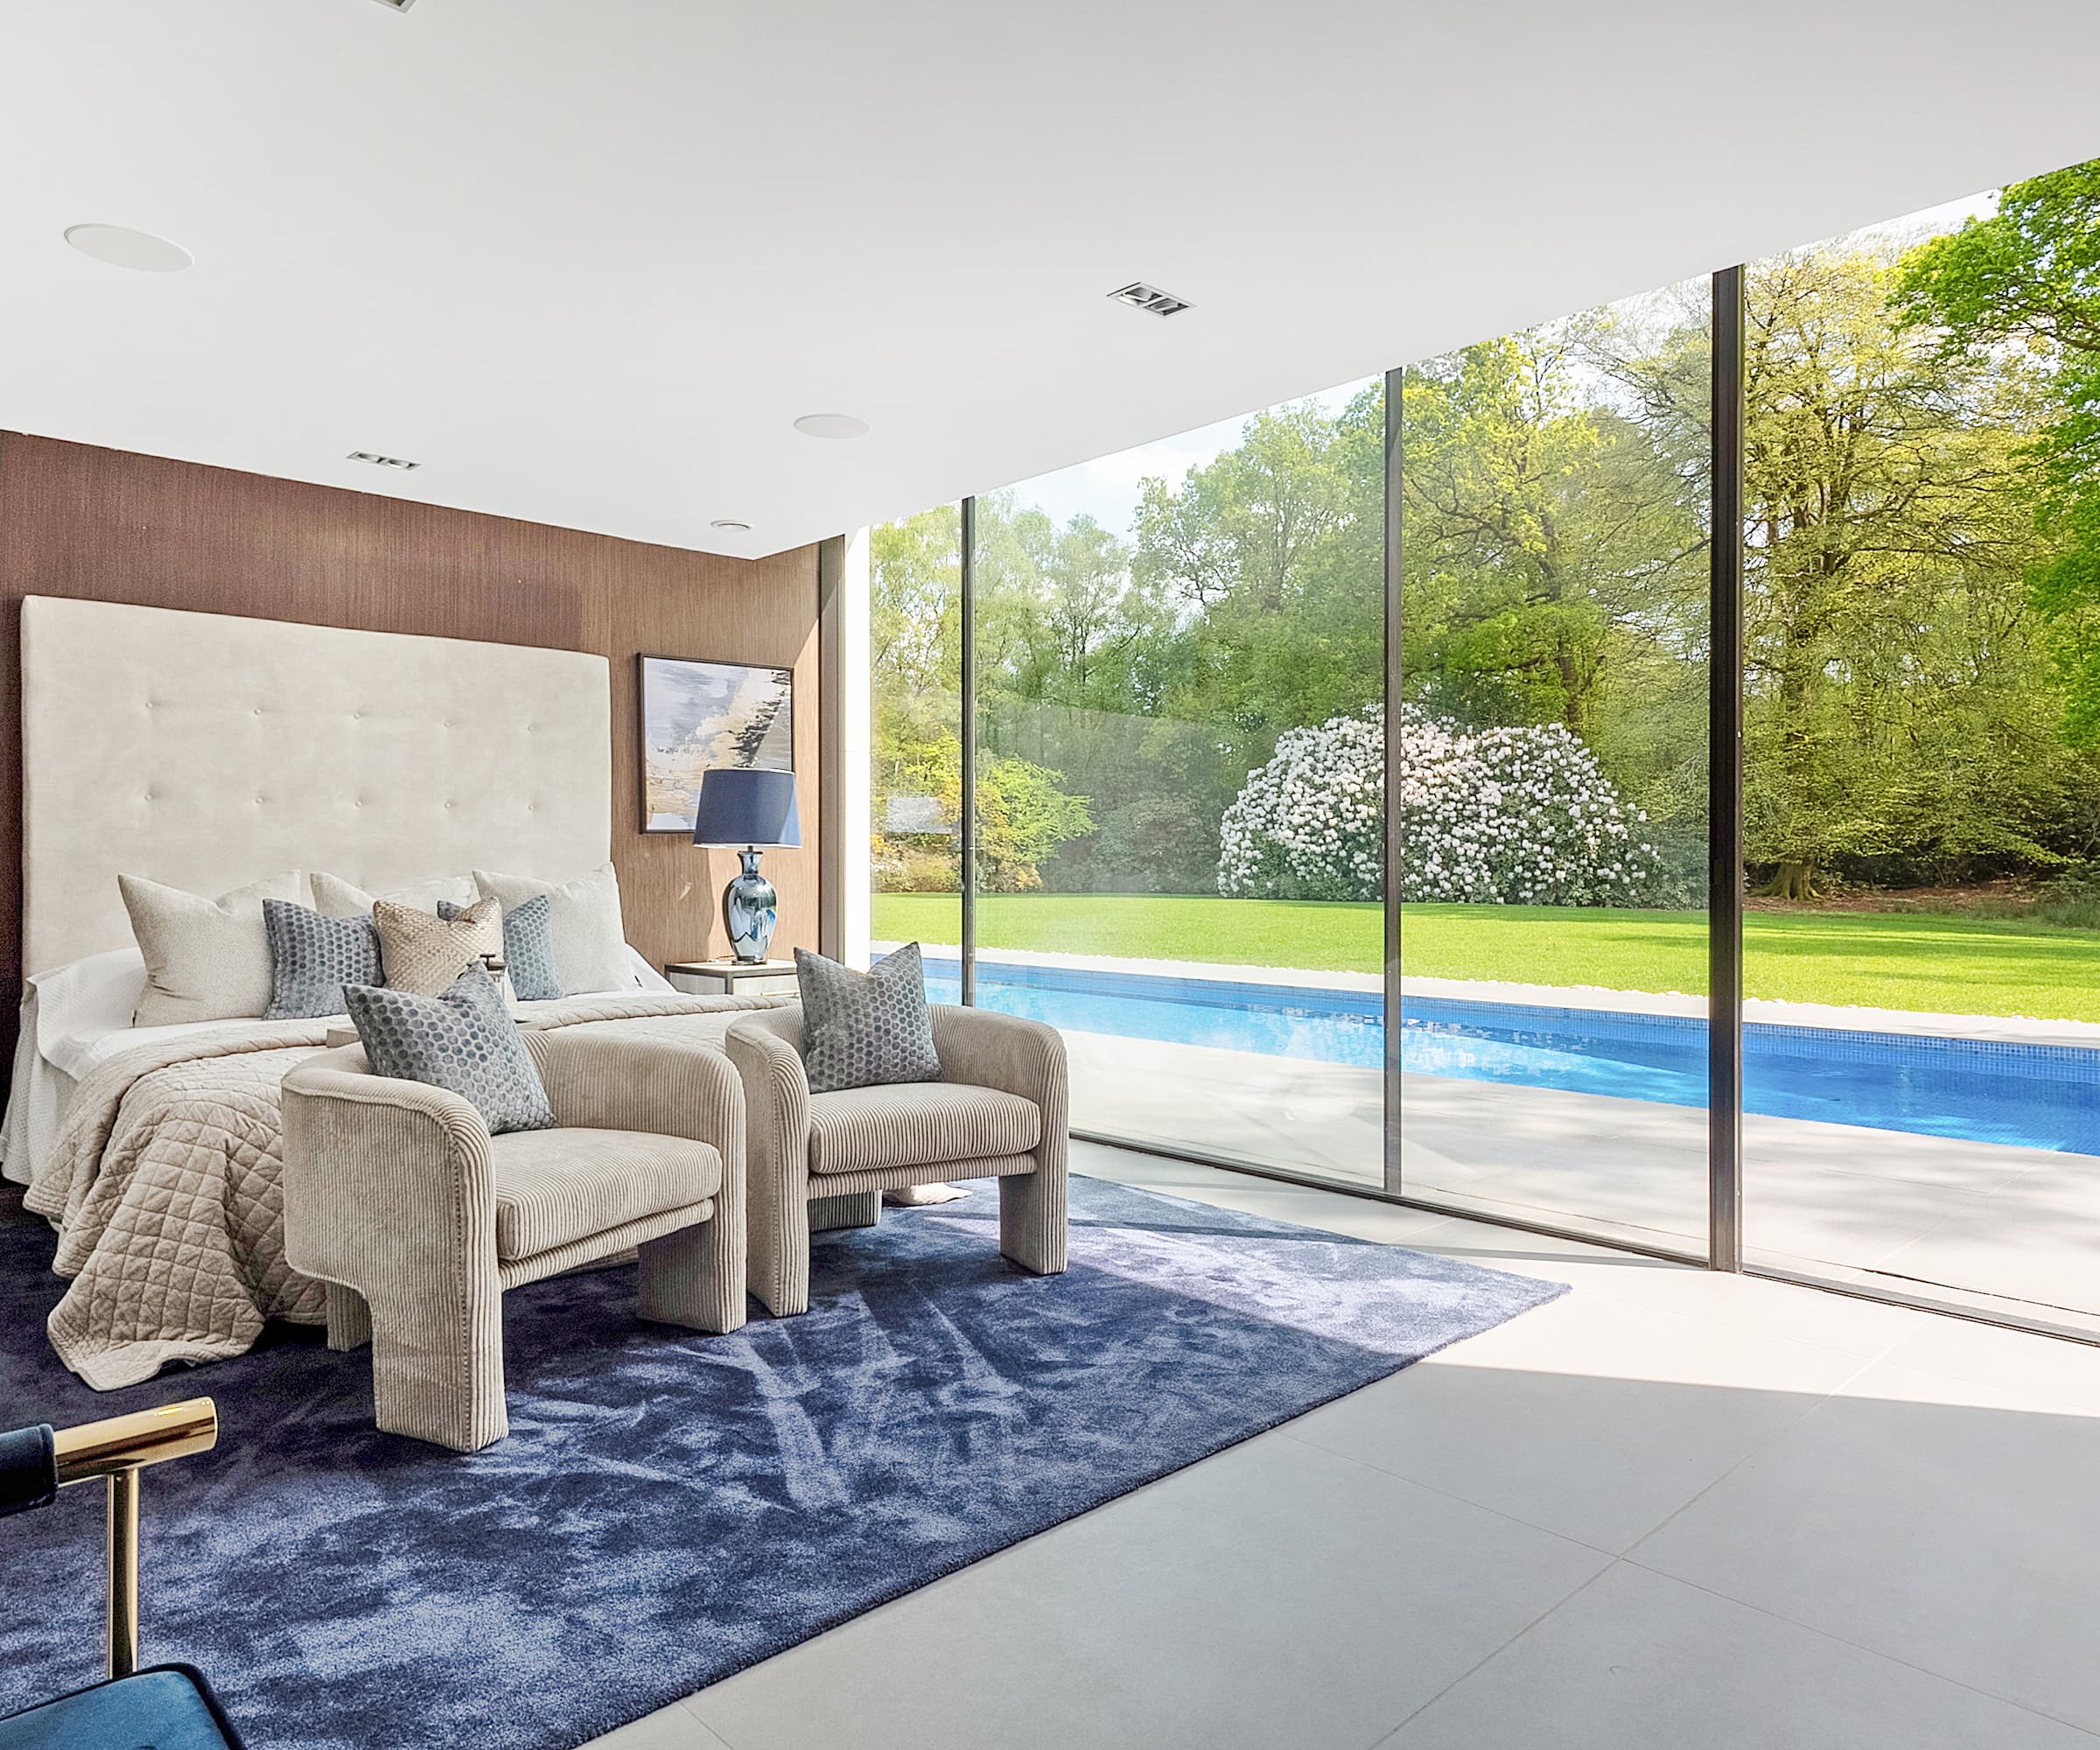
[724, 1004, 1067, 1316]
[280, 1031, 746, 1452]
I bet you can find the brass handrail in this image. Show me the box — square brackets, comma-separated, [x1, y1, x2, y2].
[48, 1397, 218, 1679]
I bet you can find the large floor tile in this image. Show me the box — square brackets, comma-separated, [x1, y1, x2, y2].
[1382, 1561, 2098, 1749]
[588, 1704, 735, 1749]
[686, 1430, 1606, 1750]
[1071, 1142, 1454, 1244]
[1879, 1315, 2100, 1415]
[1285, 1289, 1866, 1552]
[1869, 1170, 2100, 1320]
[1632, 1359, 2100, 1730]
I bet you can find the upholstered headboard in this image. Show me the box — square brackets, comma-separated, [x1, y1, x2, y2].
[19, 597, 612, 977]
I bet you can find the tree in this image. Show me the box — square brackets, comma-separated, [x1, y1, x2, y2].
[1895, 158, 2100, 742]
[908, 734, 1094, 893]
[1742, 243, 2064, 894]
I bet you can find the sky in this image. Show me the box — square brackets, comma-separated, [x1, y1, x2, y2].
[993, 187, 2004, 544]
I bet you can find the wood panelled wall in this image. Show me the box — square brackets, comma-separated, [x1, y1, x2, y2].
[0, 432, 822, 1063]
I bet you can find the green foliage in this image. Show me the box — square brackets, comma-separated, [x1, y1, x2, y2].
[903, 734, 1095, 894]
[1895, 158, 2100, 742]
[1740, 242, 2093, 887]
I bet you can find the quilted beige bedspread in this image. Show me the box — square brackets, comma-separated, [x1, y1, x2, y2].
[25, 993, 786, 1390]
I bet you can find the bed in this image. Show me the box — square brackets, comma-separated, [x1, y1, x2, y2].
[2, 598, 786, 1388]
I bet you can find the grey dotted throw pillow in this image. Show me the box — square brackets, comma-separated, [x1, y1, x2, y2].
[796, 942, 943, 1095]
[343, 971, 554, 1135]
[262, 899, 383, 1020]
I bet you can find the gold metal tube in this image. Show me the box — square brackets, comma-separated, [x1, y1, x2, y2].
[107, 1467, 139, 1679]
[52, 1397, 217, 1485]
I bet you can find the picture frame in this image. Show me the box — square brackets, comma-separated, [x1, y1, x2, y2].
[637, 654, 794, 834]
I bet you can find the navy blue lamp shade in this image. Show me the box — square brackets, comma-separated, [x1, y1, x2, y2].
[692, 768, 799, 962]
[691, 768, 801, 849]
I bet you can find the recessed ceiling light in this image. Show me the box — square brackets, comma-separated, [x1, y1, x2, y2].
[369, 0, 417, 10]
[1108, 281, 1192, 317]
[710, 519, 752, 532]
[347, 451, 421, 471]
[65, 224, 192, 273]
[793, 413, 870, 440]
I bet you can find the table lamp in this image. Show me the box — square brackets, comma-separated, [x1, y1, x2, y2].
[692, 767, 801, 962]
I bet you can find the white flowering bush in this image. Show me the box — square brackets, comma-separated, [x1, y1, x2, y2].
[1219, 706, 1668, 906]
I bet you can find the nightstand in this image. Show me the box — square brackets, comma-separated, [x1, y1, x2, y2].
[665, 957, 800, 998]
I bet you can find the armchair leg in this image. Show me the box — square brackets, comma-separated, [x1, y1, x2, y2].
[368, 1292, 508, 1452]
[638, 1214, 746, 1334]
[808, 1189, 880, 1232]
[1000, 1167, 1068, 1277]
[325, 1282, 372, 1351]
[749, 1179, 812, 1318]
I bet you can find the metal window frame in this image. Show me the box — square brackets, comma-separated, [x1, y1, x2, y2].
[1709, 266, 1746, 1272]
[960, 495, 978, 1007]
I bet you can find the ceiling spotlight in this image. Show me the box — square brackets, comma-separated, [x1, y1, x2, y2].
[1108, 281, 1192, 318]
[710, 519, 752, 532]
[347, 451, 421, 471]
[793, 412, 870, 440]
[65, 224, 192, 273]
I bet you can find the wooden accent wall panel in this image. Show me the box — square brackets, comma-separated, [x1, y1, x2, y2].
[0, 432, 821, 1066]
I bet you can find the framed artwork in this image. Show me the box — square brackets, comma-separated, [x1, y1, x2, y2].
[638, 654, 794, 833]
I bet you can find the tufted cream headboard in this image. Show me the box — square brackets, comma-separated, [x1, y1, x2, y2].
[19, 597, 612, 977]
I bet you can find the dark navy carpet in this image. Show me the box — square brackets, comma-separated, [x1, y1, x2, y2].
[0, 1173, 1564, 1750]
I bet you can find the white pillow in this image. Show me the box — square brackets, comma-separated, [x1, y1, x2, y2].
[472, 864, 634, 997]
[119, 871, 308, 1026]
[311, 872, 479, 919]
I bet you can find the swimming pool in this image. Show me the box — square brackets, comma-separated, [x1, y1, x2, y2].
[922, 957, 2100, 1156]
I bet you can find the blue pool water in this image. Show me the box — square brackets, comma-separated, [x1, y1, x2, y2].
[921, 958, 2100, 1156]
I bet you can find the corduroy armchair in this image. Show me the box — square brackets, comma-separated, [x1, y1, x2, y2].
[281, 1031, 746, 1452]
[724, 1003, 1067, 1316]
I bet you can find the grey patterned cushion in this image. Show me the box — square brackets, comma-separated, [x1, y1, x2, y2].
[440, 894, 560, 1002]
[343, 971, 553, 1135]
[262, 899, 383, 1020]
[795, 942, 943, 1095]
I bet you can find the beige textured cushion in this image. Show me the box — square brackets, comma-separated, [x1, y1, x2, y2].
[473, 863, 633, 996]
[119, 870, 308, 1026]
[374, 897, 502, 996]
[486, 1126, 720, 1260]
[807, 1082, 1041, 1176]
[311, 872, 478, 919]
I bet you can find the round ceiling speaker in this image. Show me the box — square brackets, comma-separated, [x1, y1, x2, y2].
[64, 224, 193, 272]
[793, 412, 870, 440]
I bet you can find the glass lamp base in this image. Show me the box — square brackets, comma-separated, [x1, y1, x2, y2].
[723, 850, 778, 963]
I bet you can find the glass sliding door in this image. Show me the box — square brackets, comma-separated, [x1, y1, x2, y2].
[868, 506, 964, 969]
[1739, 167, 2100, 1330]
[1395, 279, 1715, 1254]
[962, 387, 1388, 1186]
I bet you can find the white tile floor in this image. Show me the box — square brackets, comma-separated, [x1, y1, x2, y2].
[584, 1140, 2100, 1750]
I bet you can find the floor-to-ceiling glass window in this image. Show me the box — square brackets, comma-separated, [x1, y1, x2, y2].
[1396, 280, 1715, 1254]
[867, 505, 964, 967]
[1740, 168, 2100, 1330]
[950, 387, 1388, 1185]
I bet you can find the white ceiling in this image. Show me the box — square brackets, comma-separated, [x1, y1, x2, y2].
[4, 1, 2099, 559]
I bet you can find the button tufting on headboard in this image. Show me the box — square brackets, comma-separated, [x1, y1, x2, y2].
[18, 597, 613, 977]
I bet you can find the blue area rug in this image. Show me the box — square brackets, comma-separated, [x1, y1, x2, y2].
[0, 1172, 1564, 1749]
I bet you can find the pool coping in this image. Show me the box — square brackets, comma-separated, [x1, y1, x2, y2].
[878, 941, 2100, 1049]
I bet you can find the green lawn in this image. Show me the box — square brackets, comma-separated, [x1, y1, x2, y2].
[871, 892, 2100, 1022]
